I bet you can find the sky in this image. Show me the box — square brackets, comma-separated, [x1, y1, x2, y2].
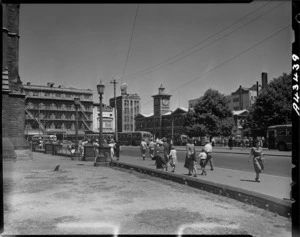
[19, 2, 292, 114]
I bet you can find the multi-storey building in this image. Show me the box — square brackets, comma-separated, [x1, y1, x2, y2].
[188, 72, 268, 111]
[23, 82, 93, 140]
[92, 102, 115, 133]
[109, 83, 141, 132]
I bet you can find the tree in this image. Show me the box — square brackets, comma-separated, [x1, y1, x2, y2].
[244, 73, 292, 136]
[184, 89, 234, 137]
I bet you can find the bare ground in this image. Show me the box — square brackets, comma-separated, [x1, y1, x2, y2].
[2, 155, 291, 236]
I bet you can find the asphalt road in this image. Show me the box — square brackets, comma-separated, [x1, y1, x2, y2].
[120, 146, 291, 178]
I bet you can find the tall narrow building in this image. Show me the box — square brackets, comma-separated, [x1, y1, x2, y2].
[109, 83, 141, 132]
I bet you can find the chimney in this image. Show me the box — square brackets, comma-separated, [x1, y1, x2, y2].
[239, 85, 243, 110]
[26, 82, 31, 85]
[261, 72, 268, 90]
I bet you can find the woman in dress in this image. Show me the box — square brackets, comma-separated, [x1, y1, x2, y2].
[184, 139, 197, 176]
[248, 140, 264, 182]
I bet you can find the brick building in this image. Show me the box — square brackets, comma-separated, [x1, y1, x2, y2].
[135, 85, 188, 141]
[2, 4, 30, 159]
[23, 82, 94, 140]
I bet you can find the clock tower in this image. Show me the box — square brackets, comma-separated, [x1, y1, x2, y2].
[152, 84, 171, 138]
[152, 84, 171, 117]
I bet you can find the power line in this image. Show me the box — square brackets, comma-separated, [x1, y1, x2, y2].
[123, 1, 283, 82]
[141, 24, 291, 108]
[121, 4, 139, 85]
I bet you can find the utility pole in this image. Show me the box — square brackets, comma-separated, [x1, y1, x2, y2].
[111, 77, 118, 141]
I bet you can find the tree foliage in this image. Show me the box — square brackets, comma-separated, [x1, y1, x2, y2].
[244, 73, 292, 136]
[184, 89, 234, 137]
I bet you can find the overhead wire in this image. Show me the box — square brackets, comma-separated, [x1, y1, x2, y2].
[121, 4, 139, 85]
[141, 24, 291, 108]
[123, 1, 284, 82]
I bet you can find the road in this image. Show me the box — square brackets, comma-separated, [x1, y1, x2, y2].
[120, 146, 291, 178]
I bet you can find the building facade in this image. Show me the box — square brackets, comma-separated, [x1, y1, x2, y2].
[92, 102, 115, 133]
[109, 84, 141, 132]
[23, 82, 93, 140]
[135, 85, 188, 140]
[188, 73, 268, 112]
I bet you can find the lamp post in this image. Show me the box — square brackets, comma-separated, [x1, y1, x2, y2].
[94, 80, 111, 166]
[73, 97, 81, 160]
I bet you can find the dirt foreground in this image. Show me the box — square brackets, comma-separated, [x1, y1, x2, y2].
[2, 154, 291, 235]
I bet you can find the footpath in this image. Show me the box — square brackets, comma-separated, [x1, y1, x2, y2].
[165, 145, 291, 157]
[110, 146, 293, 217]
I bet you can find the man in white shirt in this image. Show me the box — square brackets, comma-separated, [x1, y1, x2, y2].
[204, 141, 214, 171]
[140, 139, 148, 160]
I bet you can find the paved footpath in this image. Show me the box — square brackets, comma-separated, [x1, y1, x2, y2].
[116, 154, 292, 200]
[168, 145, 291, 157]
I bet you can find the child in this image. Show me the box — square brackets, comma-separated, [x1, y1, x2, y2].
[169, 146, 177, 172]
[198, 148, 207, 175]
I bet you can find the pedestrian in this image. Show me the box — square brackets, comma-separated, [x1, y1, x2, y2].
[211, 137, 215, 147]
[163, 137, 171, 171]
[114, 140, 120, 161]
[184, 138, 197, 177]
[198, 148, 207, 175]
[248, 140, 264, 182]
[168, 146, 177, 172]
[228, 136, 233, 150]
[204, 141, 214, 171]
[154, 142, 168, 171]
[140, 138, 148, 160]
[148, 138, 155, 159]
[109, 139, 116, 160]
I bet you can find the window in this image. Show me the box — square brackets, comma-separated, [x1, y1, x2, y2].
[233, 98, 239, 102]
[44, 92, 50, 97]
[33, 91, 39, 96]
[56, 93, 61, 97]
[84, 95, 90, 99]
[66, 94, 71, 98]
[277, 130, 286, 136]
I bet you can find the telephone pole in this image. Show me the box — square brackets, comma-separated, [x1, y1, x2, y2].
[111, 78, 118, 141]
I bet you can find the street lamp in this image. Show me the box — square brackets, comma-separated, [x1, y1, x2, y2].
[73, 97, 81, 160]
[94, 80, 111, 166]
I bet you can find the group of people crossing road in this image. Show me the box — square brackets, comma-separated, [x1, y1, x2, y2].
[140, 137, 265, 183]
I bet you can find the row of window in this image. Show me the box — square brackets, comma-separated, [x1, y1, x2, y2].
[123, 100, 140, 107]
[26, 122, 88, 130]
[26, 91, 92, 100]
[26, 103, 92, 112]
[26, 113, 92, 120]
